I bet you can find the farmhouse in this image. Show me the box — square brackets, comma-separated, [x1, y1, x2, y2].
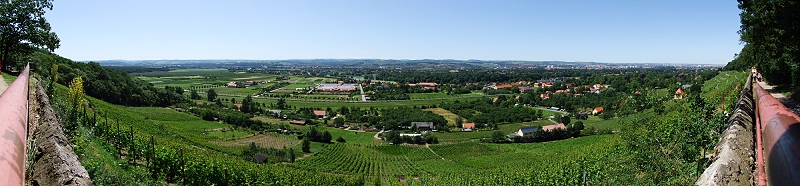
[409, 82, 438, 90]
[674, 87, 686, 99]
[463, 123, 475, 129]
[518, 86, 534, 93]
[541, 123, 566, 131]
[411, 122, 434, 131]
[227, 82, 237, 88]
[290, 120, 306, 125]
[243, 81, 254, 86]
[313, 110, 327, 119]
[515, 126, 538, 137]
[592, 107, 604, 115]
[234, 104, 242, 111]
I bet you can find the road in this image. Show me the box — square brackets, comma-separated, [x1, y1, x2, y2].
[359, 84, 366, 102]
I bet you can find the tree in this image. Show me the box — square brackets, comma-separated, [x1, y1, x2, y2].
[736, 0, 800, 91]
[301, 138, 310, 152]
[277, 98, 287, 109]
[572, 121, 585, 130]
[191, 89, 201, 100]
[207, 89, 217, 101]
[289, 148, 296, 163]
[215, 99, 223, 107]
[455, 115, 463, 127]
[322, 131, 332, 143]
[0, 0, 60, 70]
[336, 136, 346, 143]
[491, 131, 506, 143]
[333, 117, 345, 127]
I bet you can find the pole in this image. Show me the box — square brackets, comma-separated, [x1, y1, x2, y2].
[180, 148, 185, 185]
[130, 126, 135, 164]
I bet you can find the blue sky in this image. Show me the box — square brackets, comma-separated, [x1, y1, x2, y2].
[47, 0, 743, 64]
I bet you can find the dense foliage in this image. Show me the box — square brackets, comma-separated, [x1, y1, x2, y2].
[33, 52, 186, 106]
[726, 0, 800, 92]
[441, 98, 542, 125]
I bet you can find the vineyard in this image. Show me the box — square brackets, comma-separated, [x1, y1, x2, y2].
[49, 83, 365, 185]
[47, 69, 751, 185]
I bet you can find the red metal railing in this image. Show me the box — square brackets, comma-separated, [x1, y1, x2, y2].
[755, 80, 800, 185]
[0, 63, 29, 186]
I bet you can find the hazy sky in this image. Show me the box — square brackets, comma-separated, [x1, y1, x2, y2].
[47, 0, 743, 64]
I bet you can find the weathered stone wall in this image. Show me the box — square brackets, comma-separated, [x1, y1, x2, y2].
[27, 79, 92, 185]
[696, 77, 755, 186]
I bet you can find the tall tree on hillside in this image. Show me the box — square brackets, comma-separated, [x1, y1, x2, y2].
[207, 88, 217, 101]
[737, 0, 800, 89]
[0, 0, 60, 70]
[191, 89, 201, 100]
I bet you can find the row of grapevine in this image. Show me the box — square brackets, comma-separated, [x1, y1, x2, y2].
[75, 97, 365, 185]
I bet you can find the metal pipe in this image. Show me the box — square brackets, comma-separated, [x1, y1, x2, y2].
[0, 63, 30, 186]
[755, 80, 800, 186]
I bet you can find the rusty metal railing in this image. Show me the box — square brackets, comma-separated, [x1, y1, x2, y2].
[0, 63, 30, 186]
[755, 77, 800, 185]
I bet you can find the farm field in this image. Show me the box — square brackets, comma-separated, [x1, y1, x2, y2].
[408, 92, 483, 99]
[424, 108, 466, 126]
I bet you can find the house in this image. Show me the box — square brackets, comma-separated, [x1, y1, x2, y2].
[234, 104, 242, 111]
[227, 82, 237, 88]
[411, 82, 438, 89]
[463, 123, 476, 129]
[593, 84, 602, 89]
[495, 84, 513, 89]
[492, 97, 500, 102]
[592, 107, 604, 115]
[290, 120, 306, 125]
[519, 86, 534, 93]
[555, 89, 568, 94]
[540, 93, 550, 99]
[541, 123, 566, 131]
[674, 87, 686, 99]
[243, 81, 254, 86]
[313, 110, 327, 119]
[516, 126, 539, 137]
[411, 122, 434, 131]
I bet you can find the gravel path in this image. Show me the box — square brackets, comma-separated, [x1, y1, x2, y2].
[757, 81, 800, 116]
[0, 74, 8, 94]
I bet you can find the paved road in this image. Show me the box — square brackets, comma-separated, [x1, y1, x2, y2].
[359, 84, 366, 102]
[373, 129, 384, 140]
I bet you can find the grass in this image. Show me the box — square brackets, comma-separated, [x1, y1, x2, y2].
[2, 72, 16, 85]
[425, 108, 466, 126]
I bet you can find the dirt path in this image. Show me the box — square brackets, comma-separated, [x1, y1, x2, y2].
[0, 74, 8, 94]
[757, 81, 800, 116]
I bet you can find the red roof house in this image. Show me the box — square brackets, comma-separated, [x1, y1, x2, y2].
[541, 123, 566, 131]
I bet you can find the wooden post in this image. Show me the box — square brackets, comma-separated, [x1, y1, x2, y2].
[117, 119, 121, 157]
[105, 114, 108, 138]
[224, 168, 229, 186]
[150, 136, 155, 168]
[180, 148, 185, 185]
[131, 126, 135, 164]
